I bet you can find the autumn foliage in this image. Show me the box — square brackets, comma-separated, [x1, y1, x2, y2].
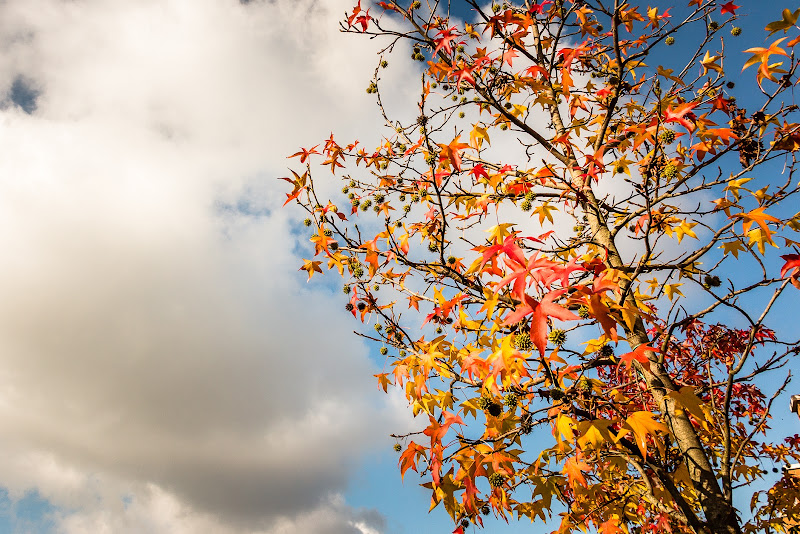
[285, 1, 800, 533]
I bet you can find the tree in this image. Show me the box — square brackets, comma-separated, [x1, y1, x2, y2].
[284, 1, 800, 533]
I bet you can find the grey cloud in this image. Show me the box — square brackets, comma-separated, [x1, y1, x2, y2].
[0, 0, 417, 531]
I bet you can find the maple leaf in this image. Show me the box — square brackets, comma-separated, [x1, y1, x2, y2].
[663, 102, 698, 131]
[617, 344, 657, 371]
[503, 290, 578, 356]
[299, 259, 323, 281]
[288, 145, 320, 163]
[765, 8, 800, 35]
[438, 136, 471, 172]
[563, 455, 590, 488]
[701, 51, 723, 76]
[719, 1, 739, 15]
[780, 253, 800, 289]
[399, 441, 427, 480]
[743, 38, 789, 85]
[598, 518, 624, 534]
[433, 26, 462, 56]
[735, 206, 781, 235]
[620, 412, 668, 459]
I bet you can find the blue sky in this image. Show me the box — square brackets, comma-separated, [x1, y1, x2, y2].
[0, 1, 797, 533]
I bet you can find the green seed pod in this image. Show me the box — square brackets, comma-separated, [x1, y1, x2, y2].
[503, 393, 518, 408]
[548, 328, 567, 346]
[665, 36, 675, 46]
[578, 305, 590, 319]
[447, 256, 457, 265]
[520, 199, 532, 211]
[323, 228, 333, 237]
[488, 473, 505, 487]
[303, 218, 312, 227]
[659, 130, 675, 144]
[514, 332, 532, 351]
[393, 443, 402, 452]
[380, 347, 388, 355]
[731, 26, 742, 37]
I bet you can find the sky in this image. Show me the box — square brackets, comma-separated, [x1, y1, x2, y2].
[0, 1, 798, 534]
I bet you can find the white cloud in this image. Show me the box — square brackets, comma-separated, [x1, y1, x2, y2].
[0, 0, 419, 531]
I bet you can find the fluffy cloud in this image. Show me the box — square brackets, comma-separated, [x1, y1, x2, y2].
[0, 0, 417, 531]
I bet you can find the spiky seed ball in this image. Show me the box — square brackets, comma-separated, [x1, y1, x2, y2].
[520, 419, 533, 435]
[659, 130, 675, 144]
[578, 305, 590, 319]
[428, 242, 438, 252]
[491, 3, 500, 13]
[614, 164, 625, 174]
[709, 21, 719, 31]
[488, 473, 505, 487]
[357, 302, 367, 311]
[374, 323, 383, 332]
[323, 228, 333, 237]
[573, 225, 585, 233]
[520, 199, 532, 212]
[458, 111, 465, 118]
[514, 332, 532, 351]
[399, 350, 407, 357]
[343, 284, 351, 294]
[504, 102, 512, 110]
[373, 284, 380, 291]
[330, 242, 339, 251]
[731, 26, 741, 36]
[705, 275, 722, 287]
[548, 328, 567, 346]
[460, 519, 469, 529]
[477, 397, 492, 410]
[373, 205, 381, 213]
[380, 347, 388, 355]
[348, 193, 355, 200]
[727, 81, 735, 89]
[595, 23, 603, 32]
[380, 60, 388, 68]
[524, 191, 535, 202]
[447, 256, 457, 265]
[345, 303, 354, 311]
[435, 326, 443, 334]
[353, 265, 365, 278]
[665, 36, 675, 46]
[349, 180, 356, 187]
[661, 163, 677, 180]
[403, 204, 411, 213]
[303, 218, 312, 227]
[351, 198, 360, 207]
[374, 194, 385, 204]
[504, 393, 518, 408]
[411, 193, 420, 203]
[577, 377, 592, 391]
[550, 388, 565, 401]
[487, 403, 502, 417]
[481, 505, 491, 516]
[395, 220, 403, 228]
[599, 344, 615, 358]
[410, 0, 421, 8]
[394, 443, 402, 452]
[499, 123, 508, 131]
[342, 187, 349, 194]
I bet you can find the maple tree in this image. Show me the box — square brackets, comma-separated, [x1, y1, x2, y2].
[284, 1, 800, 533]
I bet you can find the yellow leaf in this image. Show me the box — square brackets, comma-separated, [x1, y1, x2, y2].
[664, 283, 683, 301]
[470, 123, 491, 149]
[576, 419, 615, 449]
[533, 202, 557, 224]
[700, 51, 723, 76]
[724, 177, 752, 201]
[720, 240, 746, 258]
[299, 259, 323, 281]
[668, 386, 712, 422]
[620, 411, 668, 459]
